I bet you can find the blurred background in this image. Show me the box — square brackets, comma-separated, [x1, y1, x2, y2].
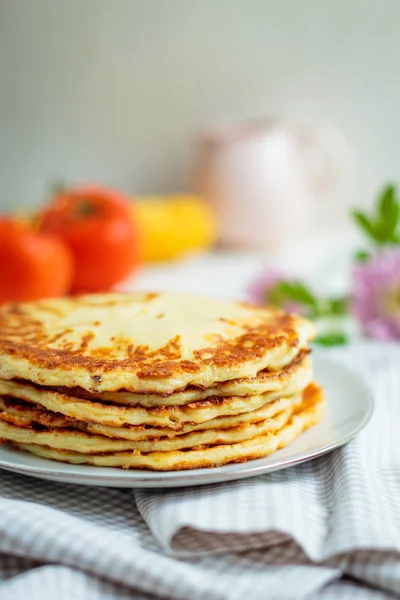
[0, 0, 399, 301]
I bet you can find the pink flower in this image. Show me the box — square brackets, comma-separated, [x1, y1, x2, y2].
[247, 270, 304, 314]
[352, 249, 400, 341]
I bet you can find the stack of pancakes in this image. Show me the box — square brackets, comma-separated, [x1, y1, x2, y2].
[0, 292, 323, 470]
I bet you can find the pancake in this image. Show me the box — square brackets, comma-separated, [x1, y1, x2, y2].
[0, 393, 302, 441]
[0, 401, 295, 453]
[0, 397, 70, 429]
[0, 369, 310, 428]
[64, 350, 311, 407]
[0, 292, 314, 393]
[12, 383, 323, 470]
[84, 395, 302, 440]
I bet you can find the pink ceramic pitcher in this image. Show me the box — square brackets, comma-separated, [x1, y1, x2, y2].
[194, 119, 351, 252]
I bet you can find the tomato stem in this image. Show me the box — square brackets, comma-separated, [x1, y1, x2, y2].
[75, 200, 98, 218]
[50, 180, 68, 197]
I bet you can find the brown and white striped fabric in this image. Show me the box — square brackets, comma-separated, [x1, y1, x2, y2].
[0, 343, 399, 600]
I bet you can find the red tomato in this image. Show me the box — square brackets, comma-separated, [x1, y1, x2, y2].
[0, 219, 74, 303]
[40, 186, 140, 292]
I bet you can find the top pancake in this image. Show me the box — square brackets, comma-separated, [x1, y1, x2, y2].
[0, 292, 314, 393]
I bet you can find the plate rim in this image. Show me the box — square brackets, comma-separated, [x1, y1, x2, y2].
[0, 354, 374, 487]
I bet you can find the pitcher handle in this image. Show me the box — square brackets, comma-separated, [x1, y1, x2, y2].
[297, 125, 352, 195]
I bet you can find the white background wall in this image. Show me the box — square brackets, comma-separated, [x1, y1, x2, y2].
[0, 0, 398, 211]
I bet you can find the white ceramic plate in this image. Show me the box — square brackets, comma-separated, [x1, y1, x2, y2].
[0, 355, 373, 488]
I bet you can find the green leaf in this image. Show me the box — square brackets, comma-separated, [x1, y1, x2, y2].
[374, 184, 399, 242]
[327, 296, 348, 315]
[276, 281, 318, 307]
[376, 205, 399, 241]
[267, 284, 291, 308]
[352, 183, 400, 245]
[354, 250, 371, 262]
[390, 231, 400, 244]
[387, 202, 400, 237]
[351, 210, 380, 242]
[378, 184, 396, 219]
[314, 332, 348, 347]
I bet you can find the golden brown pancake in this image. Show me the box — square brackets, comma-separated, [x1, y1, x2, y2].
[0, 397, 71, 428]
[0, 292, 314, 393]
[0, 393, 302, 441]
[0, 403, 294, 453]
[11, 383, 324, 470]
[83, 395, 303, 440]
[59, 350, 312, 407]
[0, 374, 310, 428]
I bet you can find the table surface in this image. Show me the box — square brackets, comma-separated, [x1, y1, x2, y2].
[125, 243, 354, 300]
